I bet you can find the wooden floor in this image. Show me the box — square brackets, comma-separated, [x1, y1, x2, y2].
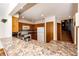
[62, 31, 73, 43]
[0, 48, 6, 56]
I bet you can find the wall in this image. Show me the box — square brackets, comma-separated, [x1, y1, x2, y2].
[8, 3, 18, 15]
[76, 3, 79, 55]
[78, 28, 79, 54]
[53, 16, 57, 40]
[0, 4, 12, 38]
[75, 13, 79, 26]
[0, 4, 8, 38]
[75, 13, 79, 44]
[75, 12, 79, 52]
[0, 40, 3, 48]
[19, 18, 33, 24]
[19, 22, 34, 31]
[9, 3, 26, 15]
[34, 16, 57, 24]
[5, 15, 12, 38]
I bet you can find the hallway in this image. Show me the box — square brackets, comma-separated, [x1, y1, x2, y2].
[62, 31, 73, 43]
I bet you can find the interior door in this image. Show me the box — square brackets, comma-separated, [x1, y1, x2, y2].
[46, 22, 53, 43]
[57, 23, 62, 40]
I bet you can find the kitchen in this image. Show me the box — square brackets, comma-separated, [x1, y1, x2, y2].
[12, 16, 55, 43]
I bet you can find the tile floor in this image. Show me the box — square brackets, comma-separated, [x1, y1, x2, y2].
[0, 37, 77, 56]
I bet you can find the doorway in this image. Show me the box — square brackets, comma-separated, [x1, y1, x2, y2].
[46, 22, 53, 43]
[61, 19, 74, 43]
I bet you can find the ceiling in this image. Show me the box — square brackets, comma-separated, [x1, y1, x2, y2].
[20, 3, 78, 21]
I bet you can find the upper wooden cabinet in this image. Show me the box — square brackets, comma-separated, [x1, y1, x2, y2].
[12, 16, 19, 32]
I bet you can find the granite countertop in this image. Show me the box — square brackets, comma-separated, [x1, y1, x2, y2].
[0, 37, 77, 56]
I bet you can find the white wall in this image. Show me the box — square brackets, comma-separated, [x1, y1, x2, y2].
[74, 12, 79, 46]
[75, 13, 79, 26]
[0, 4, 12, 38]
[5, 15, 12, 38]
[19, 18, 33, 24]
[53, 16, 57, 40]
[34, 20, 45, 24]
[75, 12, 79, 54]
[78, 28, 79, 55]
[34, 16, 57, 23]
[34, 16, 61, 24]
[8, 3, 18, 15]
[0, 40, 3, 48]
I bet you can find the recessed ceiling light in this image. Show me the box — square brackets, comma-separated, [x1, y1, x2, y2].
[69, 16, 71, 18]
[22, 16, 24, 18]
[20, 7, 23, 10]
[41, 14, 44, 17]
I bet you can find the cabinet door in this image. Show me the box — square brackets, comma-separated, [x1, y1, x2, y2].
[12, 16, 19, 32]
[46, 22, 53, 43]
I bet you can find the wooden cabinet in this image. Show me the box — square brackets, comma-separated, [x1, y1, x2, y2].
[46, 22, 53, 43]
[12, 16, 19, 32]
[0, 48, 6, 56]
